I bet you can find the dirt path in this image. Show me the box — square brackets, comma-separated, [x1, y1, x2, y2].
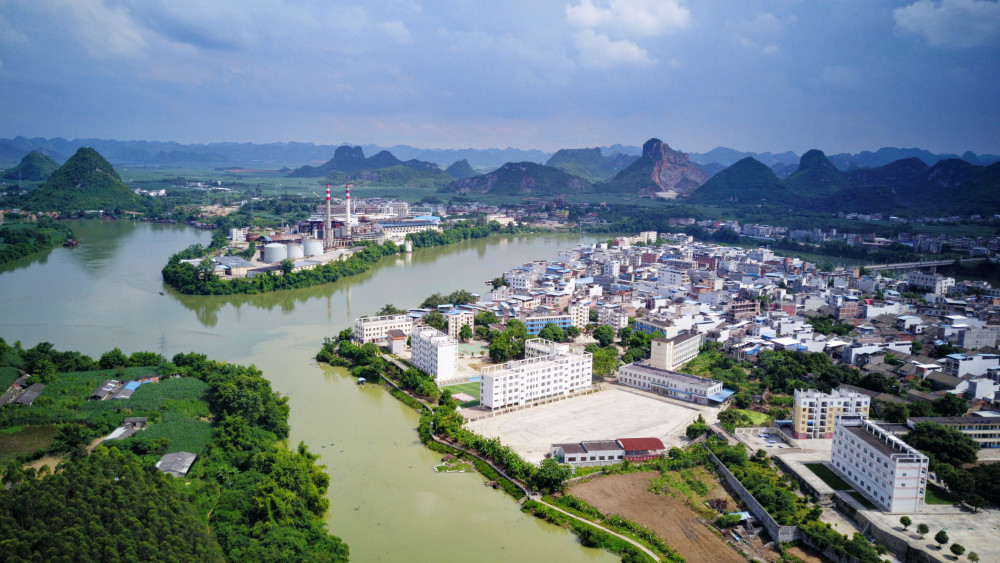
[570, 471, 747, 563]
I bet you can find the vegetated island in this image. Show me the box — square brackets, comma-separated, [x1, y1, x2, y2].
[0, 216, 74, 267]
[0, 338, 349, 562]
[161, 218, 528, 295]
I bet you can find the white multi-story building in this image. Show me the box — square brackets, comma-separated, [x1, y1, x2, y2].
[597, 302, 629, 330]
[792, 389, 871, 439]
[411, 327, 457, 381]
[617, 363, 724, 405]
[480, 338, 592, 410]
[942, 353, 1000, 378]
[906, 272, 955, 295]
[446, 309, 475, 340]
[354, 314, 413, 344]
[567, 302, 591, 329]
[649, 332, 702, 371]
[830, 416, 928, 513]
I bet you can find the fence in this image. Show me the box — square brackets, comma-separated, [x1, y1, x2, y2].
[703, 445, 801, 543]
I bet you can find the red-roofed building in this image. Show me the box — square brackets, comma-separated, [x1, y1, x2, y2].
[617, 437, 665, 461]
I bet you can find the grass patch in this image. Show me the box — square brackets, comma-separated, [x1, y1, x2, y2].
[925, 482, 957, 505]
[442, 381, 480, 398]
[805, 463, 852, 490]
[138, 410, 213, 454]
[0, 425, 58, 464]
[0, 366, 20, 389]
[848, 491, 877, 509]
[730, 408, 769, 426]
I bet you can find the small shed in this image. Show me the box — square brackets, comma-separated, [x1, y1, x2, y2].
[385, 329, 408, 354]
[13, 383, 45, 405]
[156, 452, 197, 478]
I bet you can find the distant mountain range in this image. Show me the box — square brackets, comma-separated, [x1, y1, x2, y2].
[3, 136, 995, 172]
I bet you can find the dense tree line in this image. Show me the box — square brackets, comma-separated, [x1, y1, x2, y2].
[406, 218, 515, 248]
[0, 219, 71, 265]
[163, 240, 399, 295]
[0, 447, 225, 563]
[171, 352, 349, 562]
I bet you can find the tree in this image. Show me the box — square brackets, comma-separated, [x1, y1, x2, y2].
[593, 325, 615, 347]
[917, 523, 929, 539]
[459, 324, 473, 342]
[474, 311, 498, 326]
[530, 458, 572, 493]
[905, 422, 978, 468]
[932, 393, 968, 417]
[968, 551, 980, 562]
[377, 303, 405, 315]
[99, 347, 129, 369]
[950, 544, 965, 557]
[911, 340, 924, 353]
[934, 530, 949, 549]
[489, 332, 516, 363]
[881, 402, 910, 424]
[538, 323, 565, 343]
[565, 326, 581, 340]
[197, 257, 217, 281]
[279, 258, 294, 275]
[424, 310, 446, 331]
[899, 515, 911, 530]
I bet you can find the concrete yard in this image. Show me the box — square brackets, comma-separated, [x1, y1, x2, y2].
[865, 504, 1000, 563]
[464, 387, 717, 464]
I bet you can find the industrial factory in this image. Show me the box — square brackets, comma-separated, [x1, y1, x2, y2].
[192, 184, 442, 279]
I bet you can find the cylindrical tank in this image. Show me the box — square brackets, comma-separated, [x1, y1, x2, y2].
[263, 243, 288, 263]
[287, 243, 304, 260]
[304, 239, 324, 257]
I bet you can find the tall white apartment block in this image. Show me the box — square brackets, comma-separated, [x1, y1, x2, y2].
[354, 314, 413, 344]
[411, 327, 457, 381]
[793, 389, 871, 439]
[831, 415, 928, 513]
[567, 302, 591, 329]
[597, 302, 629, 330]
[650, 332, 702, 371]
[480, 338, 592, 410]
[446, 309, 475, 340]
[906, 271, 955, 295]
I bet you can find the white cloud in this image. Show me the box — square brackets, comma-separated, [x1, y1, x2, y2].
[0, 13, 30, 45]
[730, 12, 793, 54]
[894, 0, 1000, 48]
[381, 21, 413, 44]
[573, 29, 655, 69]
[53, 0, 149, 57]
[565, 0, 691, 38]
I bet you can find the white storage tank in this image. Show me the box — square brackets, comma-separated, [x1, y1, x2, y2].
[287, 243, 304, 260]
[263, 243, 288, 263]
[303, 239, 324, 257]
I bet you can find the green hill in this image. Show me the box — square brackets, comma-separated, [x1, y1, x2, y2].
[545, 148, 638, 182]
[686, 157, 795, 205]
[785, 149, 848, 196]
[445, 159, 477, 179]
[598, 138, 706, 196]
[2, 151, 60, 182]
[444, 161, 591, 196]
[20, 147, 147, 213]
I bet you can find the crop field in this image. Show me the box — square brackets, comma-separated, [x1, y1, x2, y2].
[141, 410, 213, 454]
[0, 424, 58, 464]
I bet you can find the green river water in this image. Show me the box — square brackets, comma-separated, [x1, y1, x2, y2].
[0, 220, 617, 563]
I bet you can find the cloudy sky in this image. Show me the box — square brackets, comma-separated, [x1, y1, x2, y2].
[1, 0, 998, 154]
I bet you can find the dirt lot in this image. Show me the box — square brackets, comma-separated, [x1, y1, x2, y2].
[569, 472, 748, 563]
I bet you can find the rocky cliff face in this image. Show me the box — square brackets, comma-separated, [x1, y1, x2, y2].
[643, 138, 708, 195]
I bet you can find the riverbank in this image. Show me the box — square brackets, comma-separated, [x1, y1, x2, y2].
[0, 218, 72, 267]
[318, 333, 691, 562]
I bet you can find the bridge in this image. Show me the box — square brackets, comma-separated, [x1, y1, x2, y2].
[862, 257, 984, 272]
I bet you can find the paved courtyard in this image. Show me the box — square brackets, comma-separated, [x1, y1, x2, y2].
[866, 504, 1000, 562]
[464, 387, 718, 463]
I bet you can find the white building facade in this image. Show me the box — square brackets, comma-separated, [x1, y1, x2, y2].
[411, 327, 457, 381]
[830, 416, 928, 513]
[617, 363, 723, 405]
[354, 314, 413, 344]
[480, 338, 592, 410]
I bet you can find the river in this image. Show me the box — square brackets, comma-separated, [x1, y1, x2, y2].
[0, 220, 617, 563]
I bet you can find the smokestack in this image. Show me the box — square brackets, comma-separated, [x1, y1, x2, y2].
[345, 183, 353, 228]
[325, 183, 332, 244]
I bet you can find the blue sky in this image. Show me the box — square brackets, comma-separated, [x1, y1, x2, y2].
[1, 0, 998, 154]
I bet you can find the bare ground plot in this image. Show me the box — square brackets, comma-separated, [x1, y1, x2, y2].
[465, 388, 713, 463]
[570, 472, 747, 563]
[0, 425, 58, 464]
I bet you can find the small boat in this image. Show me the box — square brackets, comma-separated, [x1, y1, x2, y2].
[63, 239, 79, 248]
[357, 377, 366, 385]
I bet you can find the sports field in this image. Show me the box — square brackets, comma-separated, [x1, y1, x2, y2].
[443, 381, 481, 407]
